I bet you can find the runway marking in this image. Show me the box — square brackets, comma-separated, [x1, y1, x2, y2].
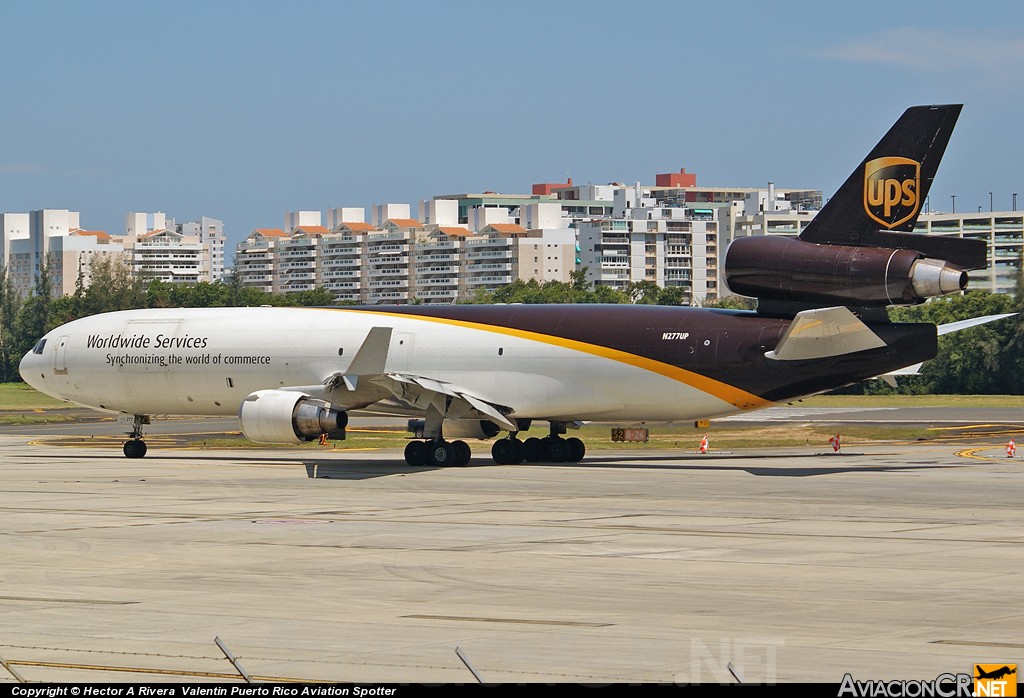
[932, 640, 1024, 649]
[6, 659, 326, 683]
[955, 446, 1017, 462]
[403, 614, 612, 627]
[0, 595, 136, 605]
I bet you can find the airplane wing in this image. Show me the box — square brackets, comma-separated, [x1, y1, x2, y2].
[876, 312, 1017, 385]
[318, 325, 518, 432]
[372, 372, 518, 432]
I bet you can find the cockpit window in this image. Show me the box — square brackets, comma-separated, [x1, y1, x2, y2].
[32, 339, 47, 355]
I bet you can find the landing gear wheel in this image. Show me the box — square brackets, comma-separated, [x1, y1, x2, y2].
[566, 437, 586, 463]
[491, 438, 521, 465]
[522, 437, 543, 463]
[452, 440, 472, 467]
[542, 436, 567, 463]
[404, 440, 427, 467]
[123, 439, 147, 459]
[427, 441, 456, 467]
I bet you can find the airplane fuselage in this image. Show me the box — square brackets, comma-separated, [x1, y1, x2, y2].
[20, 304, 935, 424]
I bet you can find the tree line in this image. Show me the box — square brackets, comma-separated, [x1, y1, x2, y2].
[2, 259, 1022, 393]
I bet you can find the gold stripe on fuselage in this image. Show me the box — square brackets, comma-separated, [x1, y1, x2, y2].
[323, 307, 771, 411]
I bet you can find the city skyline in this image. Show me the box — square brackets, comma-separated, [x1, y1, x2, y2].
[3, 1, 1023, 253]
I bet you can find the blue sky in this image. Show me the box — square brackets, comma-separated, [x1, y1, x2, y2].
[3, 1, 1024, 255]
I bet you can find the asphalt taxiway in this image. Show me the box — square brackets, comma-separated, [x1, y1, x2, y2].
[1, 424, 1022, 684]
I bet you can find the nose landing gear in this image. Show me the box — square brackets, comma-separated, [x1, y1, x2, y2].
[122, 414, 150, 459]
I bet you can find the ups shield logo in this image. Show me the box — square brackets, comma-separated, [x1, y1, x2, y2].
[864, 156, 921, 229]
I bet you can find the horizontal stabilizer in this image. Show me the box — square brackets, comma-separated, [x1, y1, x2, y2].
[766, 306, 886, 361]
[847, 230, 987, 271]
[936, 313, 1016, 335]
[874, 312, 1016, 384]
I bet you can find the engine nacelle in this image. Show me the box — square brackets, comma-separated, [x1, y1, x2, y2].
[442, 419, 501, 440]
[724, 236, 967, 307]
[239, 389, 349, 444]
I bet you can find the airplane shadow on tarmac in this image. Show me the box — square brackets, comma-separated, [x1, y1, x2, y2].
[22, 450, 958, 480]
[302, 452, 959, 479]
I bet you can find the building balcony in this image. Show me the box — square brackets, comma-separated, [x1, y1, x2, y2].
[417, 289, 458, 300]
[416, 265, 458, 275]
[368, 291, 411, 303]
[466, 275, 513, 286]
[368, 279, 410, 289]
[465, 249, 512, 260]
[325, 280, 360, 290]
[416, 241, 457, 252]
[368, 232, 412, 243]
[416, 277, 459, 288]
[470, 262, 512, 272]
[366, 267, 408, 277]
[322, 258, 361, 268]
[323, 267, 361, 277]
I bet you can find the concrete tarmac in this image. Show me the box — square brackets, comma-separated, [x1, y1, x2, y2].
[0, 430, 1022, 684]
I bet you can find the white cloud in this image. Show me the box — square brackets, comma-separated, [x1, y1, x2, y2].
[822, 27, 1024, 73]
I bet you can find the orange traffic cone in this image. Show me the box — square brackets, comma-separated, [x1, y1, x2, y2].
[829, 434, 841, 453]
[1007, 437, 1016, 458]
[699, 434, 709, 454]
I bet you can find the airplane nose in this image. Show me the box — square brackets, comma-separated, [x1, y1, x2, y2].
[19, 340, 46, 392]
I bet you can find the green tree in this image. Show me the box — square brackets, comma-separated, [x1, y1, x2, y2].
[627, 280, 661, 304]
[13, 261, 54, 358]
[0, 266, 22, 382]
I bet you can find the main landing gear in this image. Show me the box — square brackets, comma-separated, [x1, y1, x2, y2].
[123, 414, 150, 459]
[492, 421, 585, 464]
[403, 421, 587, 467]
[490, 433, 585, 465]
[404, 438, 472, 467]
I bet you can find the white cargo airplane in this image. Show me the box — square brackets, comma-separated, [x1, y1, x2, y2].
[17, 105, 1007, 465]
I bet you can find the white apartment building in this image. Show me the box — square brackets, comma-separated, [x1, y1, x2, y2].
[365, 218, 420, 304]
[123, 211, 225, 285]
[128, 229, 207, 284]
[577, 186, 718, 304]
[321, 222, 374, 303]
[413, 226, 469, 303]
[463, 224, 576, 296]
[1, 212, 30, 270]
[48, 231, 126, 296]
[235, 229, 286, 293]
[5, 209, 88, 296]
[275, 227, 327, 294]
[284, 210, 322, 233]
[177, 216, 227, 281]
[234, 204, 579, 305]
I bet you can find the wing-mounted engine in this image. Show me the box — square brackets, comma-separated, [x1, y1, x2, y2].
[239, 389, 348, 444]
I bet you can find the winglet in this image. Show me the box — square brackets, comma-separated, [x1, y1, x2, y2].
[342, 327, 393, 390]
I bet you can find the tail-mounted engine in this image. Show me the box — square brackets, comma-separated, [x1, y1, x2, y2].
[239, 389, 348, 444]
[724, 236, 968, 307]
